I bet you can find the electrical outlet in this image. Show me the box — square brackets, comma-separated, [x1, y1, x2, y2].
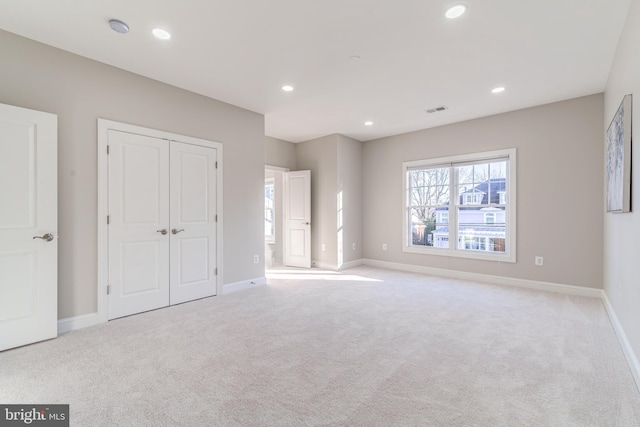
[352, 243, 356, 250]
[535, 256, 543, 266]
[382, 243, 388, 251]
[321, 244, 326, 252]
[254, 255, 259, 264]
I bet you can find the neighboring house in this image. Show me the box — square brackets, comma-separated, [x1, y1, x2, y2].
[431, 178, 507, 252]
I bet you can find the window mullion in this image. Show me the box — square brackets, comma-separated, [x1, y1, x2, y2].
[449, 165, 458, 251]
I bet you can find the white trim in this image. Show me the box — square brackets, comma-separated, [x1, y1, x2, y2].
[312, 260, 339, 270]
[223, 277, 267, 295]
[361, 259, 602, 298]
[57, 312, 100, 334]
[339, 259, 365, 270]
[602, 292, 640, 392]
[97, 119, 223, 323]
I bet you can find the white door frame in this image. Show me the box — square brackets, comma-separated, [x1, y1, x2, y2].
[97, 119, 223, 323]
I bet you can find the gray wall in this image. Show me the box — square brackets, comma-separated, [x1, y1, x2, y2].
[362, 94, 604, 288]
[296, 135, 338, 266]
[265, 136, 296, 170]
[337, 135, 363, 263]
[604, 0, 640, 366]
[0, 30, 265, 319]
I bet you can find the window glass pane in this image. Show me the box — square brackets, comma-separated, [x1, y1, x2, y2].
[408, 168, 449, 206]
[265, 183, 275, 237]
[409, 207, 448, 248]
[457, 207, 505, 253]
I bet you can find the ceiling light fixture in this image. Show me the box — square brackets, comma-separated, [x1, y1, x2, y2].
[492, 86, 506, 94]
[364, 121, 373, 126]
[282, 85, 294, 92]
[152, 28, 171, 40]
[108, 19, 130, 34]
[445, 4, 467, 19]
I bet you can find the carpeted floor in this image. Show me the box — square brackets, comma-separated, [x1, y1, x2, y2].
[1, 266, 640, 426]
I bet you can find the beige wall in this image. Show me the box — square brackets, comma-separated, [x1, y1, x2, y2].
[265, 136, 297, 170]
[362, 94, 604, 288]
[604, 0, 640, 365]
[337, 135, 363, 264]
[0, 30, 265, 319]
[296, 135, 338, 266]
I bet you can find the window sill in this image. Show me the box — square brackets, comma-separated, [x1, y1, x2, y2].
[403, 245, 516, 263]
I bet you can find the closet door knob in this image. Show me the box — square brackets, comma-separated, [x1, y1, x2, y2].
[171, 228, 185, 235]
[157, 229, 168, 235]
[33, 233, 55, 242]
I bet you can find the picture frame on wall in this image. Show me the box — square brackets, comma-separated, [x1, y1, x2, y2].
[606, 94, 632, 213]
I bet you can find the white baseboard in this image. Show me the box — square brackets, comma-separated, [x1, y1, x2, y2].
[223, 276, 267, 295]
[311, 261, 339, 270]
[310, 259, 364, 271]
[602, 292, 640, 392]
[361, 259, 602, 298]
[58, 312, 100, 334]
[339, 259, 364, 270]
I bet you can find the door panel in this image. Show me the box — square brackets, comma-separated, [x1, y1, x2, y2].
[0, 103, 57, 351]
[169, 142, 217, 304]
[108, 130, 170, 320]
[285, 170, 311, 268]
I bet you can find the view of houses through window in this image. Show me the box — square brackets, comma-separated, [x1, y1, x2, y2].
[264, 180, 275, 238]
[406, 154, 511, 256]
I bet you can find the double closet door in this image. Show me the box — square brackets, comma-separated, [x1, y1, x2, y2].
[108, 130, 218, 320]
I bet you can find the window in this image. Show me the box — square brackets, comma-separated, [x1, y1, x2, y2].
[264, 179, 275, 239]
[484, 212, 496, 224]
[403, 148, 516, 262]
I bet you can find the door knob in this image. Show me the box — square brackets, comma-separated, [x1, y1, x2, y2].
[33, 233, 54, 242]
[156, 229, 168, 235]
[303, 222, 310, 225]
[171, 228, 185, 234]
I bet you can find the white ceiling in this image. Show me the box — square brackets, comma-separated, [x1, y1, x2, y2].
[0, 0, 632, 142]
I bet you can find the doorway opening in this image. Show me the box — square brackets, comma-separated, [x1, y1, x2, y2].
[265, 166, 288, 270]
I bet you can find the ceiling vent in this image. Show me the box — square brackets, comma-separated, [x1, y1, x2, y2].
[425, 105, 448, 114]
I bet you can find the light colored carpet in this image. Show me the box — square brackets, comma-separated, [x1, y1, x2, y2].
[1, 266, 640, 426]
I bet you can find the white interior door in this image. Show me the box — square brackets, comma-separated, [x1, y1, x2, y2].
[108, 130, 170, 320]
[284, 170, 311, 268]
[169, 141, 218, 304]
[0, 103, 57, 351]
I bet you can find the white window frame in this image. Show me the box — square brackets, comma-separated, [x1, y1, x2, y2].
[402, 148, 516, 263]
[264, 178, 275, 242]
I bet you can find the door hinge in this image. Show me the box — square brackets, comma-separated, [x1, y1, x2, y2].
[107, 215, 110, 225]
[215, 161, 218, 169]
[107, 145, 110, 155]
[215, 268, 218, 276]
[107, 285, 111, 295]
[215, 214, 218, 222]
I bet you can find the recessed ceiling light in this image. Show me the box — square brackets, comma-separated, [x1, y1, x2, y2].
[152, 28, 171, 40]
[282, 85, 294, 92]
[364, 121, 373, 126]
[445, 4, 467, 19]
[349, 55, 361, 63]
[108, 19, 129, 34]
[492, 86, 506, 94]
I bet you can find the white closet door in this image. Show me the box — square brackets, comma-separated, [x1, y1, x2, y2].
[108, 130, 170, 320]
[0, 103, 57, 351]
[169, 142, 217, 304]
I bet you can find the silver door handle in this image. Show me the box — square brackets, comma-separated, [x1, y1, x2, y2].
[171, 228, 185, 234]
[33, 233, 54, 242]
[157, 229, 168, 235]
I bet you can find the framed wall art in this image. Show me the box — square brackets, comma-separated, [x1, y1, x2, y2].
[606, 94, 632, 213]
